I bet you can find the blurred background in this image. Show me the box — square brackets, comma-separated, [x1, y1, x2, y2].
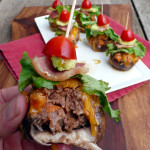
[0, 0, 149, 44]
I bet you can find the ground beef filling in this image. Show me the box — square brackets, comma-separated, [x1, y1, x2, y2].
[29, 86, 90, 135]
[88, 34, 116, 51]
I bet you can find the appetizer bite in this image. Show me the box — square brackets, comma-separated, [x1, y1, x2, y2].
[106, 29, 146, 71]
[86, 13, 119, 51]
[54, 8, 80, 45]
[19, 36, 120, 150]
[74, 0, 101, 32]
[46, 0, 63, 31]
[46, 0, 80, 45]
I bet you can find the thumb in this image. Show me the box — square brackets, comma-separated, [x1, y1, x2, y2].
[0, 94, 28, 138]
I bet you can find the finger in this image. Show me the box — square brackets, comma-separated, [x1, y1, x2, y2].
[3, 131, 22, 150]
[0, 86, 19, 104]
[0, 93, 28, 138]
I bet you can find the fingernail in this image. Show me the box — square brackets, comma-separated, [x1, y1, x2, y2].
[4, 94, 20, 121]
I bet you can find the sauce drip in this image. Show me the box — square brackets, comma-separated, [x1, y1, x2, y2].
[93, 59, 101, 64]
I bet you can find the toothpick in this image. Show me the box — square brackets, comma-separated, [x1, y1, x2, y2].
[65, 0, 77, 38]
[63, 0, 65, 9]
[101, 4, 103, 15]
[125, 12, 129, 30]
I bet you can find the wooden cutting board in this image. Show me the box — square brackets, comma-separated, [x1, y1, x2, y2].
[11, 4, 132, 150]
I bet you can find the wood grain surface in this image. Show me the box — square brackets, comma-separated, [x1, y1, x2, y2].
[0, 0, 146, 44]
[132, 0, 150, 40]
[0, 3, 150, 150]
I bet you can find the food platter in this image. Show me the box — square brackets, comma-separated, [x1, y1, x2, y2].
[35, 15, 150, 93]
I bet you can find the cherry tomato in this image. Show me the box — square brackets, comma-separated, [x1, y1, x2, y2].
[121, 29, 135, 42]
[43, 36, 77, 60]
[59, 10, 70, 22]
[82, 0, 92, 9]
[97, 14, 109, 26]
[52, 0, 62, 9]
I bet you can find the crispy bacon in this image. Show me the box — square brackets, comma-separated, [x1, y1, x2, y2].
[45, 9, 53, 15]
[32, 56, 89, 81]
[58, 25, 68, 31]
[79, 10, 90, 16]
[58, 23, 73, 32]
[50, 11, 59, 19]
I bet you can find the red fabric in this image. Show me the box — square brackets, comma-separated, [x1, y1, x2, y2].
[0, 18, 150, 102]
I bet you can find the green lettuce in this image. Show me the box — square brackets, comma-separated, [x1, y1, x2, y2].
[106, 42, 146, 58]
[56, 5, 71, 16]
[82, 20, 97, 27]
[73, 74, 120, 122]
[55, 29, 65, 36]
[74, 6, 100, 27]
[89, 5, 101, 16]
[86, 28, 119, 41]
[18, 52, 58, 92]
[73, 22, 79, 27]
[46, 17, 56, 23]
[19, 52, 120, 122]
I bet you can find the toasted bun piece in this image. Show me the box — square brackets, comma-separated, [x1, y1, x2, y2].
[30, 125, 104, 150]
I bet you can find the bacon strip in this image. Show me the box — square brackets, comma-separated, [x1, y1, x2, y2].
[45, 9, 53, 15]
[116, 44, 137, 49]
[50, 11, 59, 19]
[32, 56, 89, 81]
[58, 23, 73, 32]
[79, 10, 90, 16]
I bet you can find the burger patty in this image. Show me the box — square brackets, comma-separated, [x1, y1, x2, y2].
[21, 84, 106, 146]
[30, 86, 90, 134]
[109, 52, 139, 71]
[88, 34, 116, 52]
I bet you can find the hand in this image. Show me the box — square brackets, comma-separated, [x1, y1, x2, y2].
[0, 86, 70, 150]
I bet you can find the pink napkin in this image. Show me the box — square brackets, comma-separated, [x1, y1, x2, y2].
[0, 18, 150, 102]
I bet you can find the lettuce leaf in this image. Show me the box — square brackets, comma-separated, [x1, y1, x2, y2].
[19, 52, 120, 122]
[46, 17, 56, 23]
[55, 29, 65, 36]
[18, 52, 58, 92]
[86, 28, 119, 41]
[73, 74, 120, 122]
[74, 8, 98, 27]
[106, 42, 146, 58]
[89, 5, 101, 16]
[82, 20, 97, 27]
[73, 22, 79, 27]
[56, 5, 71, 16]
[33, 77, 58, 89]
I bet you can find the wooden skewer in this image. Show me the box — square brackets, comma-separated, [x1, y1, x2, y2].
[101, 4, 103, 15]
[63, 0, 65, 9]
[125, 12, 129, 30]
[65, 0, 77, 38]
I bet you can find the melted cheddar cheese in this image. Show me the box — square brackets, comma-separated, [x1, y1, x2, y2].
[29, 89, 47, 114]
[29, 79, 100, 136]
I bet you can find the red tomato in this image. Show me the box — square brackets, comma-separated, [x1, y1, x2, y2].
[43, 36, 77, 60]
[52, 0, 62, 9]
[121, 29, 135, 42]
[59, 10, 70, 22]
[82, 0, 92, 9]
[97, 14, 109, 26]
